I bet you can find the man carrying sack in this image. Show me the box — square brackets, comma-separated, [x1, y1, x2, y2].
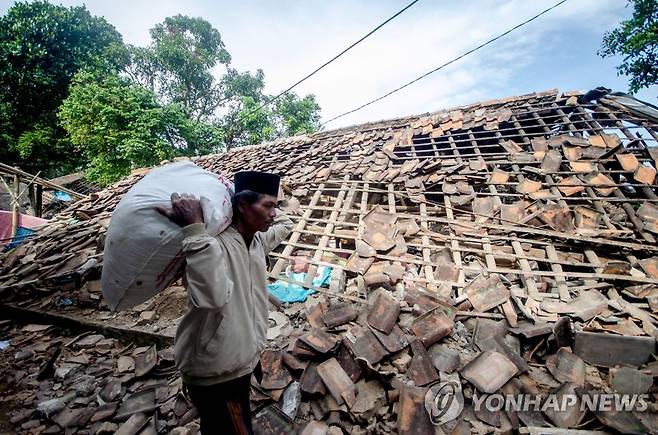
[156, 171, 294, 434]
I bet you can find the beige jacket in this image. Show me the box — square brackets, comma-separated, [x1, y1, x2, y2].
[174, 211, 294, 386]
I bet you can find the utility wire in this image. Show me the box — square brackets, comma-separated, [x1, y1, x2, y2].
[322, 0, 568, 127]
[239, 0, 421, 120]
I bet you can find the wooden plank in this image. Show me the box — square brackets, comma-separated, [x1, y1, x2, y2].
[419, 202, 438, 293]
[511, 240, 541, 299]
[545, 245, 570, 301]
[481, 238, 497, 271]
[387, 183, 396, 214]
[584, 250, 605, 273]
[35, 184, 43, 218]
[465, 265, 658, 286]
[293, 195, 658, 253]
[359, 182, 369, 236]
[336, 183, 357, 224]
[315, 178, 657, 196]
[0, 303, 173, 348]
[442, 196, 465, 293]
[304, 176, 354, 287]
[520, 427, 609, 435]
[446, 134, 466, 293]
[280, 226, 613, 277]
[271, 184, 325, 276]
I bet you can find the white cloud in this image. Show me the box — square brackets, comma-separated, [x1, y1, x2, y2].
[232, 0, 632, 128]
[1, 0, 653, 130]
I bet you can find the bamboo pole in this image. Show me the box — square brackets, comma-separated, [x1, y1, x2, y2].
[11, 174, 19, 237]
[0, 162, 84, 200]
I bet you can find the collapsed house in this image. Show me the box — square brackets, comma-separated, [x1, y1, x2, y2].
[1, 88, 658, 434]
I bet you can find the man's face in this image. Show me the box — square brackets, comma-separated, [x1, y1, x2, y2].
[240, 194, 278, 232]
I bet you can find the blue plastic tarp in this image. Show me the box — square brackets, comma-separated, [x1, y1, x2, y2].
[267, 265, 332, 303]
[53, 191, 72, 201]
[4, 227, 35, 251]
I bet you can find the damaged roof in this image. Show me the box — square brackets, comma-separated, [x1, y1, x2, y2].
[2, 88, 658, 434]
[3, 88, 658, 297]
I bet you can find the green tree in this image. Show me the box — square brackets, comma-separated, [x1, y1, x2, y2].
[129, 15, 322, 150]
[220, 68, 266, 103]
[1, 8, 322, 184]
[217, 67, 321, 148]
[273, 93, 321, 137]
[0, 1, 127, 176]
[221, 96, 276, 146]
[218, 69, 269, 146]
[59, 72, 189, 186]
[219, 92, 321, 148]
[600, 0, 658, 93]
[127, 15, 231, 122]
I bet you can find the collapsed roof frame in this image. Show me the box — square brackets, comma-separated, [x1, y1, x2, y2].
[2, 89, 657, 321]
[188, 89, 658, 319]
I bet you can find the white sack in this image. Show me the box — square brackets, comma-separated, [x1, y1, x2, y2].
[101, 160, 234, 311]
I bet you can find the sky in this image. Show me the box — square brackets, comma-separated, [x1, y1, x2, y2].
[1, 0, 656, 130]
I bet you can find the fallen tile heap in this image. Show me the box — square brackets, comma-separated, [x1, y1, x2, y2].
[2, 88, 658, 433]
[0, 321, 192, 434]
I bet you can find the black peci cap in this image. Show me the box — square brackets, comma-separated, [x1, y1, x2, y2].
[234, 171, 280, 197]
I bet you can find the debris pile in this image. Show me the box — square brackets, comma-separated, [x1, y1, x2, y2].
[257, 270, 658, 434]
[1, 89, 658, 433]
[3, 278, 658, 434]
[0, 321, 196, 434]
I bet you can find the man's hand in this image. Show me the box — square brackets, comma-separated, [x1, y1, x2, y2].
[155, 193, 204, 227]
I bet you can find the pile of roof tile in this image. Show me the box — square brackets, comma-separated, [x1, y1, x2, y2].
[255, 269, 658, 434]
[3, 281, 657, 434]
[2, 88, 658, 433]
[0, 321, 195, 434]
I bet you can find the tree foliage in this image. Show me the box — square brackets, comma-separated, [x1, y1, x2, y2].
[128, 16, 322, 150]
[600, 0, 658, 93]
[219, 92, 321, 147]
[59, 72, 186, 185]
[0, 6, 322, 185]
[0, 0, 127, 176]
[127, 15, 231, 121]
[220, 67, 266, 103]
[217, 68, 321, 147]
[274, 93, 322, 137]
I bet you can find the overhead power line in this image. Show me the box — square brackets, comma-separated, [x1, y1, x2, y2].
[240, 0, 421, 120]
[321, 0, 568, 127]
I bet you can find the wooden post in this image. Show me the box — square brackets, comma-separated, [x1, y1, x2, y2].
[35, 184, 43, 218]
[28, 184, 35, 215]
[11, 174, 19, 237]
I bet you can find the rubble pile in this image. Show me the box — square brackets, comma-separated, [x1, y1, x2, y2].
[1, 89, 658, 433]
[0, 174, 137, 293]
[3, 279, 658, 434]
[0, 90, 565, 295]
[255, 275, 658, 434]
[0, 321, 194, 434]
